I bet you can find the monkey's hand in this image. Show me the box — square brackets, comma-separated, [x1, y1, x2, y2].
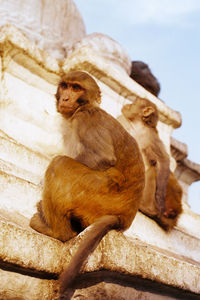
[155, 160, 170, 216]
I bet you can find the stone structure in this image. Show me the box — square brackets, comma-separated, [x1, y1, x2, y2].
[0, 0, 86, 59]
[171, 137, 200, 205]
[0, 1, 200, 299]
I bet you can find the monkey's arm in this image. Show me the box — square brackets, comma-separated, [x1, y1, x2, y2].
[143, 145, 170, 215]
[155, 158, 170, 214]
[73, 109, 117, 170]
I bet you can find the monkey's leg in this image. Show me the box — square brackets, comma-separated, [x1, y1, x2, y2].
[30, 210, 77, 242]
[30, 198, 77, 242]
[49, 213, 78, 242]
[30, 212, 55, 237]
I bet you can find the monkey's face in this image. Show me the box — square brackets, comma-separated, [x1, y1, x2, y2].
[122, 102, 139, 121]
[122, 98, 158, 127]
[56, 81, 85, 117]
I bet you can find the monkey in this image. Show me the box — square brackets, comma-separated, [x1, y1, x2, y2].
[121, 97, 182, 230]
[30, 71, 145, 297]
[130, 61, 160, 97]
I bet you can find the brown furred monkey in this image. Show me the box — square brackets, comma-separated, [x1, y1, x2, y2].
[122, 98, 182, 230]
[30, 71, 145, 297]
[130, 61, 160, 97]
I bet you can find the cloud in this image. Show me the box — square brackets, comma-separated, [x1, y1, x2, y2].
[74, 0, 200, 34]
[114, 0, 200, 26]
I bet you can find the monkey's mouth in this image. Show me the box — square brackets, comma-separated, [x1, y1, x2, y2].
[59, 105, 74, 112]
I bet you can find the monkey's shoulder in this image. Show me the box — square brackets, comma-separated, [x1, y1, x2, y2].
[72, 104, 138, 145]
[74, 104, 106, 116]
[72, 104, 118, 125]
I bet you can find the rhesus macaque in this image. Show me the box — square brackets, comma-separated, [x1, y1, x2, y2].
[130, 61, 160, 97]
[122, 98, 182, 230]
[30, 71, 145, 297]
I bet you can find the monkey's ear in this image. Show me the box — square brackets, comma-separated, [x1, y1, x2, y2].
[143, 106, 155, 117]
[95, 90, 101, 104]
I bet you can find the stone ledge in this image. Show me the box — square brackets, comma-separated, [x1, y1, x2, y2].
[126, 211, 200, 262]
[170, 137, 200, 184]
[176, 159, 200, 184]
[1, 216, 200, 296]
[171, 137, 188, 161]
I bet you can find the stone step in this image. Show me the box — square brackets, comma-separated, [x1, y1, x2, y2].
[0, 171, 41, 218]
[1, 214, 200, 299]
[0, 158, 42, 185]
[0, 132, 49, 182]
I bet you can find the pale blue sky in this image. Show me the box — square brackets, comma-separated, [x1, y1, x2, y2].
[74, 0, 200, 212]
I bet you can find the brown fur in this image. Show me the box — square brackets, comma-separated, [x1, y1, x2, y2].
[30, 71, 145, 295]
[122, 97, 182, 230]
[130, 61, 160, 97]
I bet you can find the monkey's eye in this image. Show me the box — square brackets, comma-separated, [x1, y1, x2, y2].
[60, 82, 68, 89]
[72, 84, 82, 91]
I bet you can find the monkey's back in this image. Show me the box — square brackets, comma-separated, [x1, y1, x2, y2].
[72, 104, 144, 172]
[45, 105, 145, 231]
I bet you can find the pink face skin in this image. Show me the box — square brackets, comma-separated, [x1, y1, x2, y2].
[57, 82, 85, 116]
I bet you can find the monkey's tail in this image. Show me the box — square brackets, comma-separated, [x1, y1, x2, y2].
[59, 215, 119, 297]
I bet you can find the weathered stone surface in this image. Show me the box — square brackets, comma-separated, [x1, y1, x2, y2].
[67, 32, 132, 74]
[177, 204, 200, 239]
[0, 24, 60, 76]
[68, 277, 200, 300]
[1, 217, 200, 298]
[0, 134, 49, 184]
[125, 211, 200, 261]
[170, 137, 188, 161]
[0, 214, 65, 274]
[170, 137, 200, 207]
[0, 269, 58, 300]
[70, 281, 173, 300]
[176, 158, 200, 203]
[0, 26, 63, 157]
[0, 171, 41, 218]
[0, 0, 86, 59]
